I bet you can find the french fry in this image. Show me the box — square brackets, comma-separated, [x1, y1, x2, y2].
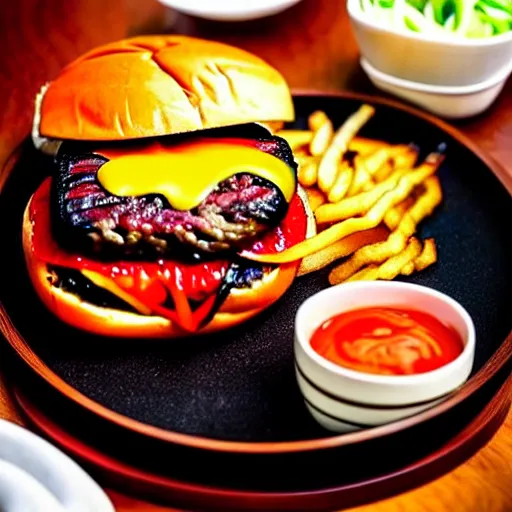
[369, 145, 417, 183]
[316, 167, 409, 224]
[297, 226, 389, 276]
[298, 158, 319, 187]
[394, 145, 419, 169]
[294, 151, 312, 178]
[346, 157, 376, 197]
[305, 187, 327, 212]
[295, 152, 314, 166]
[241, 151, 444, 264]
[348, 137, 389, 156]
[373, 160, 394, 183]
[309, 111, 330, 131]
[317, 104, 376, 194]
[376, 237, 423, 279]
[407, 177, 442, 223]
[414, 238, 437, 271]
[388, 144, 418, 159]
[359, 148, 392, 177]
[328, 227, 408, 284]
[361, 177, 378, 193]
[347, 148, 396, 194]
[310, 116, 334, 157]
[348, 167, 374, 197]
[317, 150, 340, 195]
[400, 261, 415, 275]
[327, 162, 354, 203]
[344, 265, 379, 282]
[383, 196, 416, 231]
[328, 176, 443, 283]
[318, 153, 444, 225]
[344, 237, 423, 283]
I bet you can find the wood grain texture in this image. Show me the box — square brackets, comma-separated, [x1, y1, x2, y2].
[104, 403, 512, 512]
[0, 0, 510, 510]
[0, 375, 21, 425]
[11, 375, 512, 512]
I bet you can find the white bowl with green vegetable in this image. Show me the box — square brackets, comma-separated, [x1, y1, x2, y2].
[348, 0, 512, 86]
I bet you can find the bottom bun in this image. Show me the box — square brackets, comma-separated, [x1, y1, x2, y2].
[22, 198, 302, 339]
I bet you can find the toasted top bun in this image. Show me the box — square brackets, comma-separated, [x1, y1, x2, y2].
[33, 35, 294, 145]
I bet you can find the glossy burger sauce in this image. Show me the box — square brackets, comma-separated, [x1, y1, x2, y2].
[310, 306, 464, 376]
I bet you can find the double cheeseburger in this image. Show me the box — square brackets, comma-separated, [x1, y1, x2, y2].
[23, 35, 314, 338]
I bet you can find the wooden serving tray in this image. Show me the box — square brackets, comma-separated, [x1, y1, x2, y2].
[6, 368, 509, 511]
[0, 92, 511, 510]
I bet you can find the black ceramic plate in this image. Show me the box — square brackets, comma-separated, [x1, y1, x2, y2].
[1, 92, 511, 494]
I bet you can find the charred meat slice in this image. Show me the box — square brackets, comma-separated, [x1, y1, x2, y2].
[52, 136, 296, 261]
[47, 265, 138, 313]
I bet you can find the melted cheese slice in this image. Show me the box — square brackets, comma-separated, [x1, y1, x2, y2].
[96, 139, 295, 211]
[81, 269, 153, 315]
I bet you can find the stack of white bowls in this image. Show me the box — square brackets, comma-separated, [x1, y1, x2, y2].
[293, 282, 476, 433]
[347, 0, 512, 119]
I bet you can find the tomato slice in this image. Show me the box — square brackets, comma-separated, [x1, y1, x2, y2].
[248, 193, 307, 254]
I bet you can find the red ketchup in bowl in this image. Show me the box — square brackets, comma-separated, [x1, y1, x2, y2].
[309, 306, 464, 376]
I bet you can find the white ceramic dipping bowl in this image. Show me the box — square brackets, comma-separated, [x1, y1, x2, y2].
[157, 0, 304, 22]
[294, 281, 475, 433]
[347, 0, 512, 87]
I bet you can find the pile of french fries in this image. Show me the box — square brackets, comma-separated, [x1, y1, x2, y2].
[277, 104, 444, 285]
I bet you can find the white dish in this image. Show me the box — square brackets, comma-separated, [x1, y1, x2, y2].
[0, 459, 66, 512]
[347, 0, 512, 87]
[361, 57, 511, 119]
[294, 281, 475, 433]
[295, 370, 447, 433]
[157, 0, 304, 21]
[0, 419, 114, 512]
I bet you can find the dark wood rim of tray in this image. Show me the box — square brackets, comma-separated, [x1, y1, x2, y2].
[13, 380, 511, 511]
[1, 90, 511, 455]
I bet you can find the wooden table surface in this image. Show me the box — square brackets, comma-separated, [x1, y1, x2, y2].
[0, 0, 511, 510]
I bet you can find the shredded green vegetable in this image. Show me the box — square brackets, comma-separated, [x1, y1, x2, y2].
[359, 0, 512, 37]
